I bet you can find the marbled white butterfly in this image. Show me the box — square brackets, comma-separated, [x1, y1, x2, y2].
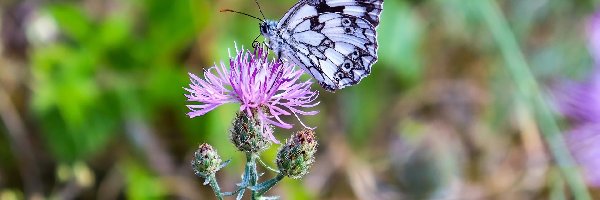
[261, 0, 383, 91]
[226, 0, 383, 91]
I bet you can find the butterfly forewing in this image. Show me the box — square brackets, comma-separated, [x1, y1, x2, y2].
[279, 0, 383, 28]
[269, 0, 383, 91]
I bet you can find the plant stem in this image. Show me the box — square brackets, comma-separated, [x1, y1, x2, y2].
[475, 1, 591, 199]
[246, 153, 259, 200]
[255, 174, 285, 196]
[208, 174, 224, 200]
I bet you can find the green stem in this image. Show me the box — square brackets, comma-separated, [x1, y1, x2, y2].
[246, 153, 259, 200]
[221, 186, 244, 196]
[474, 1, 591, 199]
[207, 174, 224, 200]
[255, 174, 285, 196]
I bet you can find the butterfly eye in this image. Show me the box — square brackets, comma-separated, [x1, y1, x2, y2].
[261, 25, 268, 34]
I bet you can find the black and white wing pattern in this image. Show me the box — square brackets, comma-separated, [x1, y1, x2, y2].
[264, 0, 383, 91]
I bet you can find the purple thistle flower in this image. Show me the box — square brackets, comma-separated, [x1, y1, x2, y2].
[566, 124, 600, 187]
[184, 45, 319, 142]
[555, 11, 600, 124]
[554, 74, 600, 124]
[554, 11, 600, 187]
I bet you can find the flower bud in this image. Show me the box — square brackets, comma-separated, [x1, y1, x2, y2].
[276, 129, 318, 179]
[191, 143, 222, 178]
[230, 111, 271, 153]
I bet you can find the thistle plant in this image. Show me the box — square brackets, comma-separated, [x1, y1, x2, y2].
[185, 45, 320, 199]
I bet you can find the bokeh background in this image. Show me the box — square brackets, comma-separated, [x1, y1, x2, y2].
[1, 0, 600, 199]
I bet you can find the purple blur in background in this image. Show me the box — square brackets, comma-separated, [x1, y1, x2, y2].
[557, 10, 600, 188]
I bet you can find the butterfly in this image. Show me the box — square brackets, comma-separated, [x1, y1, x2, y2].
[258, 0, 383, 91]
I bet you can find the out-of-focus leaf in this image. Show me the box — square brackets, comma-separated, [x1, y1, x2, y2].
[137, 0, 201, 60]
[36, 100, 119, 162]
[434, 0, 482, 40]
[0, 189, 23, 200]
[46, 4, 91, 42]
[379, 0, 423, 85]
[343, 80, 387, 146]
[30, 41, 117, 162]
[98, 15, 131, 49]
[0, 129, 14, 169]
[283, 179, 313, 200]
[124, 161, 167, 200]
[145, 66, 187, 107]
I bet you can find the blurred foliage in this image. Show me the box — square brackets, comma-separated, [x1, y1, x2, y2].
[30, 0, 208, 162]
[124, 161, 167, 200]
[1, 0, 600, 199]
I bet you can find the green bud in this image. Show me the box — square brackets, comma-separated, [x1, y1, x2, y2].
[276, 129, 318, 179]
[191, 143, 222, 178]
[230, 111, 271, 153]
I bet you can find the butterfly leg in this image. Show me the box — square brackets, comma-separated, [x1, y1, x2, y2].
[278, 50, 284, 59]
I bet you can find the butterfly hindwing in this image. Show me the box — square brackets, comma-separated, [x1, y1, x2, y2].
[285, 51, 338, 91]
[286, 13, 377, 89]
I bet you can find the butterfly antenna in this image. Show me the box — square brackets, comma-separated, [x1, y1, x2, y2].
[254, 0, 266, 20]
[220, 9, 264, 22]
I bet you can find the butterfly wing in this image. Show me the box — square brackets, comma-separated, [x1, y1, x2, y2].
[279, 0, 383, 29]
[277, 0, 383, 91]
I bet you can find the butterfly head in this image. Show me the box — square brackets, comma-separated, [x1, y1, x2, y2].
[259, 20, 278, 38]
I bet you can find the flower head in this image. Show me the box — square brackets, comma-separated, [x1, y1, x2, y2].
[184, 45, 319, 142]
[191, 143, 222, 178]
[276, 129, 318, 179]
[230, 111, 271, 153]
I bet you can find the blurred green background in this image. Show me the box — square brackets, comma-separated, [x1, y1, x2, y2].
[0, 0, 599, 199]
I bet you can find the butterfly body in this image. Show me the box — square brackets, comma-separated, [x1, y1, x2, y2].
[260, 20, 289, 59]
[259, 0, 383, 91]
